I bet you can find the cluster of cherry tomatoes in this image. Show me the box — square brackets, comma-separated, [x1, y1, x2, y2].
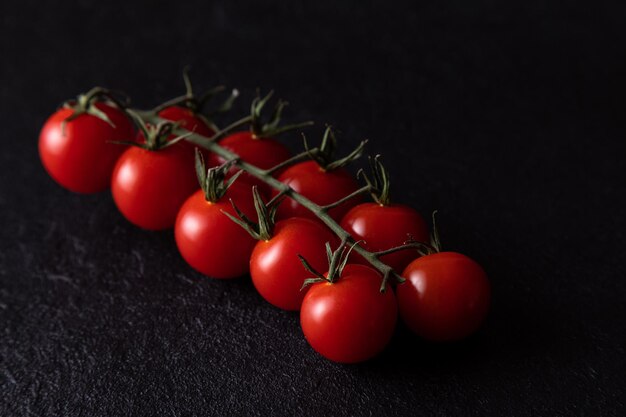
[38, 77, 491, 364]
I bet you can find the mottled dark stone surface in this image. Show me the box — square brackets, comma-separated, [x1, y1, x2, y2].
[1, 1, 625, 415]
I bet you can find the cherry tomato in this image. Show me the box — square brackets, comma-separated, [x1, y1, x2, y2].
[175, 183, 257, 279]
[207, 131, 291, 195]
[158, 106, 216, 138]
[157, 106, 216, 162]
[300, 264, 397, 363]
[250, 217, 337, 311]
[39, 102, 134, 193]
[111, 139, 198, 230]
[397, 252, 490, 341]
[340, 203, 429, 273]
[276, 161, 360, 222]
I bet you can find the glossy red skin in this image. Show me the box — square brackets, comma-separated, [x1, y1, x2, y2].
[175, 183, 257, 279]
[207, 131, 292, 195]
[39, 102, 134, 193]
[340, 203, 429, 273]
[300, 264, 397, 363]
[250, 218, 337, 311]
[397, 252, 490, 341]
[158, 106, 215, 138]
[111, 142, 198, 230]
[276, 161, 360, 222]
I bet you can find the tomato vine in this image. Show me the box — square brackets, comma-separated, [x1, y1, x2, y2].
[133, 108, 406, 292]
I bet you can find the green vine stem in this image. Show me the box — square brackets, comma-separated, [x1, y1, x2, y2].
[264, 149, 318, 175]
[320, 185, 371, 211]
[135, 109, 405, 292]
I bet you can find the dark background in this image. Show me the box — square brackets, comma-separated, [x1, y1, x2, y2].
[1, 1, 625, 416]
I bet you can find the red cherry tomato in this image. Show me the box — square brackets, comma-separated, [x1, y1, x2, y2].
[397, 252, 490, 341]
[276, 161, 360, 222]
[39, 102, 134, 193]
[340, 203, 429, 273]
[158, 106, 215, 138]
[158, 106, 215, 160]
[175, 184, 257, 279]
[250, 217, 337, 311]
[300, 264, 397, 363]
[207, 131, 291, 195]
[111, 139, 198, 230]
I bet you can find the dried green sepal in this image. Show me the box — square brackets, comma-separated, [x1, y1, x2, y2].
[358, 154, 391, 205]
[195, 149, 241, 202]
[61, 87, 130, 134]
[249, 90, 313, 139]
[303, 126, 366, 171]
[430, 210, 442, 253]
[223, 186, 281, 241]
[125, 109, 190, 151]
[152, 67, 238, 127]
[299, 239, 362, 289]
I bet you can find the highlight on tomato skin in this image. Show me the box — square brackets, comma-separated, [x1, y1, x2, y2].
[397, 252, 491, 342]
[39, 102, 134, 194]
[340, 202, 429, 273]
[174, 183, 258, 279]
[300, 264, 398, 364]
[249, 217, 337, 311]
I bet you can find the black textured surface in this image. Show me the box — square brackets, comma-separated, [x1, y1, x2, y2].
[1, 1, 625, 416]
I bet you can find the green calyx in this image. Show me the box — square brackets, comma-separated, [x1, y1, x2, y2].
[249, 90, 314, 139]
[298, 240, 361, 289]
[119, 109, 191, 151]
[358, 154, 392, 205]
[303, 126, 367, 171]
[394, 210, 442, 257]
[61, 87, 130, 132]
[153, 66, 239, 127]
[222, 186, 282, 241]
[195, 149, 242, 203]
